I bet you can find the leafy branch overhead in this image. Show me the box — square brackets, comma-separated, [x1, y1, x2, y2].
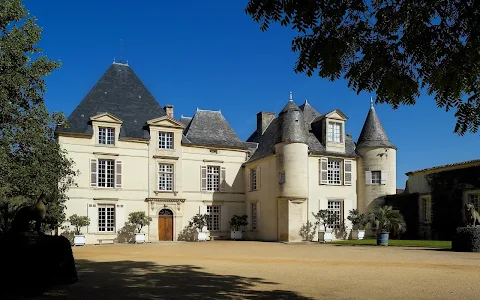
[245, 0, 480, 135]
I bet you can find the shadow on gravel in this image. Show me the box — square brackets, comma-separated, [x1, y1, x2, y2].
[32, 259, 313, 299]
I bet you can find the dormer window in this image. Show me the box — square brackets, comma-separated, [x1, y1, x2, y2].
[327, 122, 342, 143]
[99, 127, 115, 145]
[159, 132, 173, 149]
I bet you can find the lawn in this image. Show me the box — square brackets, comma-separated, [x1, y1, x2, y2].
[330, 239, 452, 249]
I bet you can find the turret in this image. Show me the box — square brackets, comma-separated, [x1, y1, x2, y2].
[356, 98, 397, 212]
[275, 92, 309, 199]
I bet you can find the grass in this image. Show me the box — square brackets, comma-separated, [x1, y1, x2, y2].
[330, 239, 452, 249]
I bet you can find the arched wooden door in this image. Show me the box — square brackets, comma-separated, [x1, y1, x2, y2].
[158, 209, 174, 241]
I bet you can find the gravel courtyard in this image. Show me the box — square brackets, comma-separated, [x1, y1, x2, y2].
[39, 241, 479, 300]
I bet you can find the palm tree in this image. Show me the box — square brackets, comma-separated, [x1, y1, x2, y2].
[369, 205, 406, 237]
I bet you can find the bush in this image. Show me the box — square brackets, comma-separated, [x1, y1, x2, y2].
[116, 222, 137, 243]
[452, 226, 480, 252]
[128, 211, 152, 233]
[68, 214, 90, 235]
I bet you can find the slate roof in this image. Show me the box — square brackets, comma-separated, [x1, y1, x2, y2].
[182, 109, 248, 149]
[356, 104, 395, 150]
[246, 100, 358, 163]
[405, 159, 480, 176]
[276, 100, 308, 144]
[55, 63, 166, 139]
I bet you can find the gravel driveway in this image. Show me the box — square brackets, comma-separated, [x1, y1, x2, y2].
[36, 241, 480, 299]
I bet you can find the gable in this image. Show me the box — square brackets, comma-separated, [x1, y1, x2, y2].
[90, 112, 123, 124]
[324, 109, 348, 121]
[147, 116, 185, 129]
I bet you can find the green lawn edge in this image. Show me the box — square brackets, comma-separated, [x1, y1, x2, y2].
[329, 239, 452, 249]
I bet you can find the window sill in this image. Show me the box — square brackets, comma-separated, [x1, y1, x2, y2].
[91, 187, 122, 191]
[154, 190, 178, 196]
[95, 144, 116, 148]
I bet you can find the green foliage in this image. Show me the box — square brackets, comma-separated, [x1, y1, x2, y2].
[116, 222, 137, 244]
[177, 225, 199, 242]
[128, 211, 152, 233]
[60, 225, 75, 245]
[330, 239, 452, 249]
[369, 205, 406, 236]
[347, 209, 368, 230]
[385, 193, 420, 239]
[229, 215, 248, 231]
[245, 0, 480, 135]
[299, 220, 317, 241]
[425, 166, 480, 239]
[189, 214, 209, 232]
[0, 0, 78, 234]
[68, 214, 90, 235]
[312, 209, 339, 231]
[452, 226, 480, 252]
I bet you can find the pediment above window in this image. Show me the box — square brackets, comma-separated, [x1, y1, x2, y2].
[147, 116, 185, 129]
[90, 112, 123, 124]
[324, 109, 348, 121]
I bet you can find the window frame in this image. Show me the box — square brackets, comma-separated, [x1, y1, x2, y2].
[371, 171, 381, 184]
[327, 159, 342, 185]
[98, 204, 116, 233]
[251, 203, 257, 231]
[206, 205, 221, 231]
[251, 168, 257, 191]
[98, 126, 115, 145]
[158, 131, 174, 149]
[97, 159, 115, 188]
[327, 200, 343, 230]
[206, 165, 220, 192]
[327, 122, 342, 143]
[158, 163, 174, 191]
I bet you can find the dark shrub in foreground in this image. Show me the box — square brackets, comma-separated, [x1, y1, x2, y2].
[452, 227, 480, 252]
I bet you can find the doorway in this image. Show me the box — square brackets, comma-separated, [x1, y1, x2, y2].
[158, 209, 174, 241]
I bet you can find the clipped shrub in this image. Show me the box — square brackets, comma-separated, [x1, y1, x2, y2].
[452, 226, 480, 252]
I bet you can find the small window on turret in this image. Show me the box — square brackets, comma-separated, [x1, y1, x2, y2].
[279, 172, 285, 184]
[371, 171, 381, 184]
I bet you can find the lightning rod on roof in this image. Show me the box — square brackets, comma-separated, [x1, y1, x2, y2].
[370, 96, 374, 108]
[120, 39, 123, 63]
[289, 91, 293, 101]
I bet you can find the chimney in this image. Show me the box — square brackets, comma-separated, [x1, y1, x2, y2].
[164, 104, 174, 118]
[256, 111, 276, 135]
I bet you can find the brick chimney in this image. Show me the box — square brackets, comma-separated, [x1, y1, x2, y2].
[256, 111, 276, 135]
[164, 105, 174, 118]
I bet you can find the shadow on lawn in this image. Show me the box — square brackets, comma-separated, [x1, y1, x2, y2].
[34, 259, 312, 300]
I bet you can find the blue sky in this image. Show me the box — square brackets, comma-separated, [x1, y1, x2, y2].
[24, 0, 479, 188]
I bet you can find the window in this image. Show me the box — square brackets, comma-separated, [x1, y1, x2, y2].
[207, 166, 220, 191]
[251, 203, 257, 230]
[327, 122, 342, 143]
[98, 127, 115, 145]
[327, 159, 341, 185]
[251, 168, 257, 190]
[159, 132, 173, 149]
[421, 196, 432, 223]
[279, 172, 285, 184]
[98, 204, 115, 232]
[206, 205, 220, 231]
[468, 193, 480, 211]
[371, 171, 381, 184]
[98, 159, 115, 188]
[327, 201, 343, 229]
[158, 164, 174, 191]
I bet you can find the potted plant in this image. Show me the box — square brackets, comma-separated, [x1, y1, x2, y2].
[369, 205, 406, 246]
[189, 214, 209, 242]
[229, 215, 248, 240]
[347, 209, 368, 240]
[68, 214, 90, 246]
[312, 209, 339, 242]
[128, 211, 152, 243]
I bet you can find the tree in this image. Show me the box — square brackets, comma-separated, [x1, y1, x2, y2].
[67, 214, 90, 235]
[127, 211, 152, 233]
[245, 0, 480, 135]
[0, 0, 78, 234]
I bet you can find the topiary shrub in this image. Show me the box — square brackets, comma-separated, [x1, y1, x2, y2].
[452, 226, 480, 252]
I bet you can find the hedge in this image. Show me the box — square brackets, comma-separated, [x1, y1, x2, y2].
[451, 226, 480, 252]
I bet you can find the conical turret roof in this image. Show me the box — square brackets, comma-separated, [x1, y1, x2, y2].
[276, 99, 308, 144]
[356, 104, 395, 150]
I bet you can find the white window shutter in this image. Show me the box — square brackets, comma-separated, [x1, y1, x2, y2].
[365, 171, 372, 185]
[256, 166, 261, 190]
[220, 167, 226, 192]
[320, 158, 328, 185]
[343, 160, 352, 186]
[381, 170, 387, 185]
[87, 203, 98, 234]
[115, 204, 125, 232]
[115, 160, 122, 188]
[246, 168, 251, 192]
[90, 159, 97, 187]
[200, 166, 207, 191]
